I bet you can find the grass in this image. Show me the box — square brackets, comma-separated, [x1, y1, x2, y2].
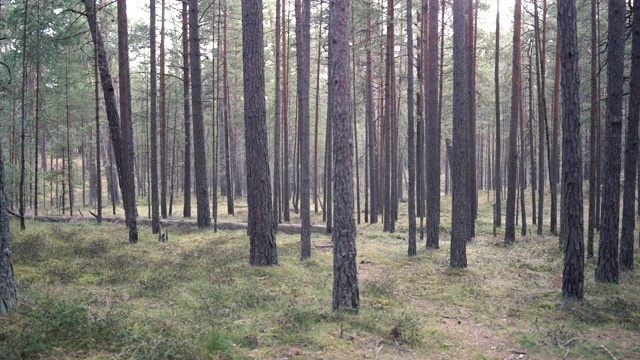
[1, 192, 639, 359]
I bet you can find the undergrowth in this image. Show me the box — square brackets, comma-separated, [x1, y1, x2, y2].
[1, 195, 638, 359]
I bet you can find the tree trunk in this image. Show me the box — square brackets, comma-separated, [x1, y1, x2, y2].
[494, 0, 501, 230]
[527, 50, 536, 226]
[274, 0, 283, 225]
[283, 1, 291, 222]
[296, 0, 312, 257]
[587, 0, 599, 258]
[0, 144, 18, 314]
[450, 0, 469, 267]
[242, 0, 278, 265]
[149, 0, 160, 233]
[330, 0, 359, 312]
[182, 2, 192, 219]
[426, 0, 440, 248]
[559, 0, 584, 300]
[189, 0, 211, 228]
[313, 1, 323, 215]
[366, 1, 376, 224]
[222, 3, 234, 216]
[19, 0, 28, 230]
[550, 22, 560, 235]
[620, 0, 640, 271]
[407, 0, 416, 256]
[595, 0, 625, 284]
[505, 0, 522, 245]
[160, 0, 167, 219]
[519, 84, 527, 236]
[117, 0, 139, 243]
[534, 0, 547, 236]
[383, 0, 396, 233]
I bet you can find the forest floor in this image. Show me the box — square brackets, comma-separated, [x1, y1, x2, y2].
[1, 193, 639, 359]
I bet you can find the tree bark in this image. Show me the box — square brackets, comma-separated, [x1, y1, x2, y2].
[0, 144, 18, 314]
[149, 0, 160, 233]
[330, 0, 359, 312]
[274, 0, 283, 226]
[505, 0, 522, 245]
[619, 0, 639, 271]
[407, 0, 416, 256]
[366, 1, 376, 224]
[383, 0, 396, 233]
[160, 0, 167, 219]
[450, 0, 469, 267]
[494, 0, 501, 231]
[241, 0, 278, 265]
[558, 0, 584, 300]
[587, 0, 599, 258]
[426, 0, 440, 248]
[595, 0, 625, 284]
[189, 0, 211, 228]
[117, 0, 139, 243]
[182, 2, 192, 219]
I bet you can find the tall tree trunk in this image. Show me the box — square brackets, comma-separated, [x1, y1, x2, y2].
[519, 85, 527, 236]
[34, 1, 41, 217]
[19, 0, 28, 229]
[296, 0, 312, 257]
[189, 0, 211, 228]
[283, 1, 291, 222]
[559, 0, 584, 300]
[595, 0, 625, 284]
[241, 0, 278, 265]
[505, 0, 522, 245]
[222, 3, 234, 215]
[426, 0, 440, 248]
[352, 9, 360, 225]
[527, 50, 536, 226]
[383, 0, 396, 233]
[450, 0, 469, 267]
[160, 0, 167, 219]
[587, 0, 599, 257]
[493, 0, 501, 231]
[117, 0, 139, 243]
[149, 0, 160, 233]
[65, 52, 74, 217]
[330, 0, 359, 312]
[274, 0, 282, 225]
[0, 144, 18, 313]
[620, 0, 640, 271]
[534, 0, 547, 236]
[182, 2, 192, 218]
[550, 22, 560, 235]
[366, 1, 377, 224]
[312, 1, 322, 215]
[407, 0, 416, 256]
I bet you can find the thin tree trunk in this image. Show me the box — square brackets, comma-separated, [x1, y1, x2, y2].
[534, 0, 547, 235]
[505, 0, 522, 244]
[366, 1, 376, 224]
[283, 2, 291, 222]
[160, 0, 167, 219]
[383, 0, 396, 233]
[550, 21, 560, 235]
[19, 0, 28, 229]
[587, 0, 599, 257]
[274, 0, 283, 225]
[494, 0, 501, 230]
[407, 0, 416, 256]
[313, 0, 322, 215]
[149, 0, 160, 233]
[426, 0, 440, 248]
[182, 1, 192, 218]
[296, 0, 312, 257]
[189, 0, 211, 227]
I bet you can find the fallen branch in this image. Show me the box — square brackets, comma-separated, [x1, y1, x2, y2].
[17, 214, 328, 235]
[510, 350, 527, 355]
[597, 344, 617, 360]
